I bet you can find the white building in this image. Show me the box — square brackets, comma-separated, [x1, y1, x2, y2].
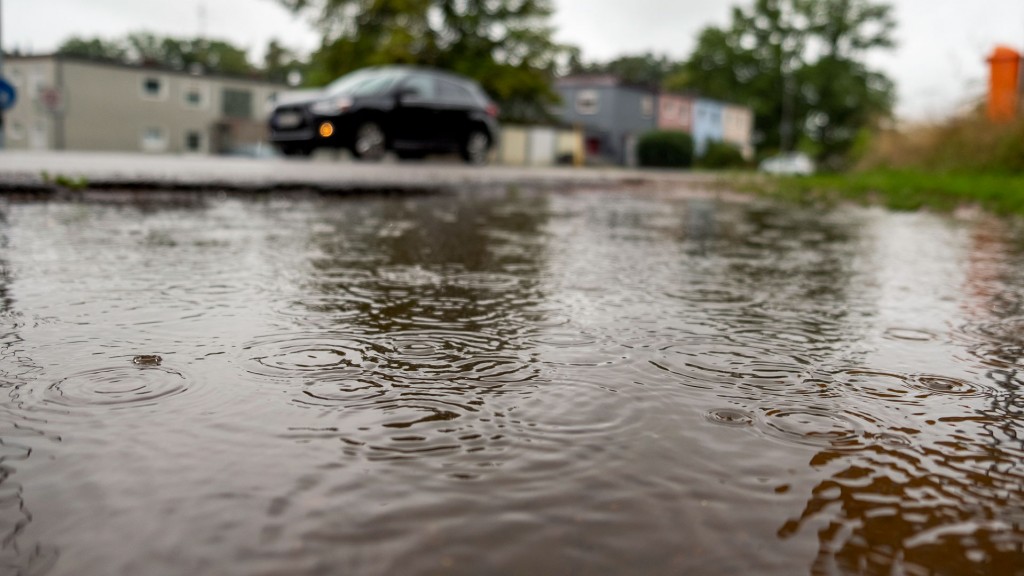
[4, 54, 284, 154]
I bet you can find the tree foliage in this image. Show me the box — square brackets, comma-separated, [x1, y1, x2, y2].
[278, 0, 577, 122]
[263, 39, 308, 84]
[680, 0, 895, 165]
[57, 33, 258, 76]
[569, 52, 680, 88]
[56, 37, 128, 61]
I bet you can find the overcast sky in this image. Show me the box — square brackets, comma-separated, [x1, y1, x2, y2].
[4, 0, 1024, 121]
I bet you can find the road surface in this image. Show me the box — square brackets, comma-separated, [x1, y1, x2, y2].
[0, 150, 723, 195]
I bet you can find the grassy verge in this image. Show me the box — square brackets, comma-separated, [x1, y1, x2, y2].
[727, 170, 1024, 216]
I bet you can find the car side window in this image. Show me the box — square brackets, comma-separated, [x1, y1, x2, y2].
[349, 72, 402, 97]
[438, 80, 476, 106]
[401, 74, 437, 100]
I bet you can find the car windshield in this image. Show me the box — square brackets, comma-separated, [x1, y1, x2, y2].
[324, 69, 405, 97]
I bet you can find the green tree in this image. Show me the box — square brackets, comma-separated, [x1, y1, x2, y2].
[264, 39, 306, 84]
[57, 36, 128, 61]
[129, 33, 254, 75]
[571, 52, 681, 88]
[681, 0, 811, 154]
[59, 32, 258, 76]
[800, 0, 895, 164]
[125, 32, 166, 65]
[680, 0, 894, 164]
[279, 0, 577, 122]
[191, 40, 254, 75]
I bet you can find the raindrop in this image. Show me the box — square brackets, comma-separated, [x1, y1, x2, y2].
[705, 408, 754, 427]
[883, 328, 936, 342]
[911, 374, 983, 396]
[132, 354, 162, 366]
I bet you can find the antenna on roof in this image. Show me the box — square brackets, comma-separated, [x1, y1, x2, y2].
[198, 1, 208, 41]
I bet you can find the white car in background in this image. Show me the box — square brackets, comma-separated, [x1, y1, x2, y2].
[759, 152, 815, 175]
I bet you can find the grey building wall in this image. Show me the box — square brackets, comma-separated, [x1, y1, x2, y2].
[555, 80, 656, 164]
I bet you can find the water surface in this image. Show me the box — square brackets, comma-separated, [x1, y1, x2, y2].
[0, 189, 1022, 575]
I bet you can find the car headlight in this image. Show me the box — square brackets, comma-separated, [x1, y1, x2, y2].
[310, 96, 353, 116]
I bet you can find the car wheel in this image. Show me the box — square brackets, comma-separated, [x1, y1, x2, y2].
[352, 122, 386, 161]
[461, 130, 490, 165]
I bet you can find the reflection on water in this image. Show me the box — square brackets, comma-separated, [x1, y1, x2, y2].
[0, 190, 1022, 575]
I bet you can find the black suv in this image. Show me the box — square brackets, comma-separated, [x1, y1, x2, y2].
[269, 66, 500, 164]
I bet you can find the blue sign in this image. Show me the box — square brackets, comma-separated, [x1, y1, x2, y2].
[0, 78, 16, 112]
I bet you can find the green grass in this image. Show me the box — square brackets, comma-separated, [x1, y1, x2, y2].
[726, 170, 1024, 216]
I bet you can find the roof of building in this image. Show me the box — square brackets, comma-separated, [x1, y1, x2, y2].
[7, 53, 287, 87]
[555, 74, 658, 93]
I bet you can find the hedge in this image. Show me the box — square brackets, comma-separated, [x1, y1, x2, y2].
[637, 131, 694, 168]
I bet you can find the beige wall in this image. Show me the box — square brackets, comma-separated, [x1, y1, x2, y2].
[5, 58, 57, 150]
[5, 56, 282, 154]
[498, 126, 581, 167]
[722, 105, 754, 159]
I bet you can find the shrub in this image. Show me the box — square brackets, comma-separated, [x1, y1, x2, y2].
[637, 131, 694, 168]
[697, 141, 746, 169]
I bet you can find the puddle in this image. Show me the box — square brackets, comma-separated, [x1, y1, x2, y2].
[0, 191, 1021, 575]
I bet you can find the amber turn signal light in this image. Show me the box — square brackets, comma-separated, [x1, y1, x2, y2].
[319, 122, 335, 138]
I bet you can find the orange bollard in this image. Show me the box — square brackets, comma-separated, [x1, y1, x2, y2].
[987, 45, 1021, 123]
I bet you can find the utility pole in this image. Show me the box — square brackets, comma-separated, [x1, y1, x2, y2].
[780, 67, 792, 152]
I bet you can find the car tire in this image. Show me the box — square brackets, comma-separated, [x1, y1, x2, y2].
[351, 122, 387, 161]
[461, 130, 490, 165]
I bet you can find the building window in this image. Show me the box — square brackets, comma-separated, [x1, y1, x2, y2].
[141, 127, 168, 152]
[641, 96, 654, 118]
[185, 131, 203, 152]
[575, 89, 599, 115]
[183, 84, 207, 109]
[140, 76, 167, 100]
[222, 88, 253, 119]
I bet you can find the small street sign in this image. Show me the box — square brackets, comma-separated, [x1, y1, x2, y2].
[0, 77, 15, 111]
[40, 87, 62, 112]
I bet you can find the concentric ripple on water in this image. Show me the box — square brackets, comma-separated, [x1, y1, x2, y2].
[45, 364, 187, 409]
[244, 334, 379, 379]
[910, 374, 985, 396]
[758, 406, 866, 448]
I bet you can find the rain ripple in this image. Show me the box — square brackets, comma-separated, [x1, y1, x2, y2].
[758, 406, 870, 449]
[44, 363, 187, 410]
[244, 333, 383, 381]
[833, 369, 991, 403]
